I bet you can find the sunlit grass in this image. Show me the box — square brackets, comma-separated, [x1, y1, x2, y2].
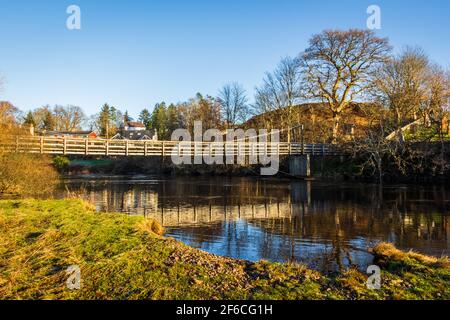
[0, 199, 448, 300]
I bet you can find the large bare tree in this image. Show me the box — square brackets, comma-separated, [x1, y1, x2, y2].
[373, 47, 431, 144]
[31, 105, 86, 132]
[217, 82, 248, 128]
[53, 105, 86, 131]
[300, 29, 391, 143]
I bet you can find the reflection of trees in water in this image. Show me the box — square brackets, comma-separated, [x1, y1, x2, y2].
[249, 186, 449, 267]
[63, 178, 450, 266]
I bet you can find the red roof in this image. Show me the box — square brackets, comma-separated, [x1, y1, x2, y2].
[126, 121, 145, 127]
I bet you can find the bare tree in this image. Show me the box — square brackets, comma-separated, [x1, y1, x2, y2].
[252, 85, 275, 128]
[175, 93, 222, 135]
[350, 105, 393, 183]
[253, 57, 302, 142]
[0, 101, 19, 126]
[426, 65, 450, 174]
[371, 48, 449, 177]
[373, 47, 430, 145]
[217, 82, 248, 128]
[300, 29, 391, 143]
[53, 105, 86, 131]
[31, 105, 53, 130]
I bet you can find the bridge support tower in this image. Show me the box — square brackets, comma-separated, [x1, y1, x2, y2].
[289, 154, 311, 179]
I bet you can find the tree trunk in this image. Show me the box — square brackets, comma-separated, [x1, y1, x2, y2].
[395, 109, 405, 148]
[377, 155, 383, 184]
[439, 124, 445, 175]
[332, 113, 341, 144]
[287, 127, 291, 144]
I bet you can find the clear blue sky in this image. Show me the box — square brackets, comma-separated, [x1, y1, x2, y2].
[1, 0, 449, 117]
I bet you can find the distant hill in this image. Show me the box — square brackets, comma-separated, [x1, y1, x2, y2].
[242, 102, 383, 143]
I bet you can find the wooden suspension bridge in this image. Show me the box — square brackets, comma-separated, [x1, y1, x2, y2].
[1, 135, 336, 157]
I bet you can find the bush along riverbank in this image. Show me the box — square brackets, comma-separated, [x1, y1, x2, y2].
[0, 199, 448, 300]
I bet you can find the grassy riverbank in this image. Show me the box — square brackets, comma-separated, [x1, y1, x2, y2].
[0, 199, 448, 300]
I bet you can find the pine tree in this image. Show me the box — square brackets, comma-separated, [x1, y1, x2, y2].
[23, 111, 36, 127]
[123, 110, 133, 123]
[138, 108, 152, 130]
[166, 104, 180, 134]
[98, 103, 111, 138]
[151, 102, 168, 140]
[42, 109, 55, 131]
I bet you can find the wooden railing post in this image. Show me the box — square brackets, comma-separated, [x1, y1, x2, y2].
[300, 124, 304, 155]
[40, 136, 44, 154]
[15, 136, 324, 158]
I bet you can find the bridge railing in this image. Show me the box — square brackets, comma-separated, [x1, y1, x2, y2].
[0, 135, 338, 157]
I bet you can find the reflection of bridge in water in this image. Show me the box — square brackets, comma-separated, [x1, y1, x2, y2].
[83, 181, 312, 227]
[65, 177, 449, 269]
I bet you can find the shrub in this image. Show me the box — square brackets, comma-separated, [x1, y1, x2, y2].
[53, 156, 70, 172]
[0, 153, 59, 195]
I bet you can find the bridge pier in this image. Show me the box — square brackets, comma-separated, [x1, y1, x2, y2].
[290, 181, 311, 204]
[289, 155, 311, 178]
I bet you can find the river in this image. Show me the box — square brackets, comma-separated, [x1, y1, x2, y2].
[61, 176, 449, 273]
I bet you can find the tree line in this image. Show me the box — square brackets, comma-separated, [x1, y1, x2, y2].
[3, 29, 446, 142]
[1, 28, 449, 180]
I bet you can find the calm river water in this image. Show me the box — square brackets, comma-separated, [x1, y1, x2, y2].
[61, 176, 449, 272]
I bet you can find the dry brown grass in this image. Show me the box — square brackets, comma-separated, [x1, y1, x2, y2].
[372, 242, 450, 269]
[0, 128, 59, 196]
[0, 152, 59, 195]
[137, 218, 165, 236]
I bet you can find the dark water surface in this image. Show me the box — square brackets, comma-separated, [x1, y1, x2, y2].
[61, 176, 449, 272]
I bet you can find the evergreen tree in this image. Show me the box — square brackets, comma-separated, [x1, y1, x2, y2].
[123, 110, 133, 123]
[151, 102, 168, 140]
[98, 103, 112, 138]
[138, 108, 152, 130]
[96, 104, 123, 138]
[166, 104, 180, 135]
[42, 109, 55, 131]
[23, 111, 36, 127]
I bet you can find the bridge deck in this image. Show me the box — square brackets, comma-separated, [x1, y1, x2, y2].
[1, 136, 335, 157]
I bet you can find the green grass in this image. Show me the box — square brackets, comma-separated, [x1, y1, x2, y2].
[404, 125, 450, 142]
[0, 199, 448, 300]
[69, 159, 114, 167]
